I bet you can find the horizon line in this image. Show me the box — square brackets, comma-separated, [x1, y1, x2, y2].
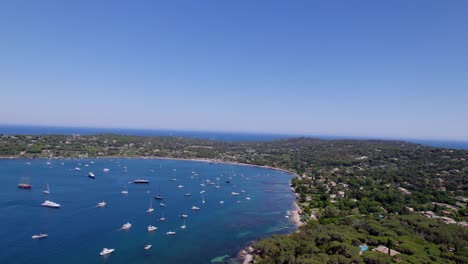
[1, 123, 468, 143]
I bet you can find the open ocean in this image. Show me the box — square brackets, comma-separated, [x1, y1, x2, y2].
[0, 158, 295, 264]
[1, 124, 467, 150]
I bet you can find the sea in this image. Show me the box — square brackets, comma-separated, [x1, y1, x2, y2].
[1, 124, 468, 149]
[0, 158, 295, 264]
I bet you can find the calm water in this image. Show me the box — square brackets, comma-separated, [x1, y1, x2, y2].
[2, 124, 468, 149]
[0, 158, 295, 264]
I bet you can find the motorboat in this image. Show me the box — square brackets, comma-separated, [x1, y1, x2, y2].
[231, 192, 240, 196]
[191, 206, 200, 211]
[32, 234, 48, 239]
[121, 222, 132, 230]
[99, 248, 115, 256]
[41, 200, 60, 208]
[88, 172, 95, 178]
[75, 167, 81, 171]
[147, 225, 157, 232]
[103, 168, 110, 172]
[166, 231, 176, 235]
[144, 244, 152, 250]
[97, 201, 107, 207]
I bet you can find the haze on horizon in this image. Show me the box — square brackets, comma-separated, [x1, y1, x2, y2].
[1, 0, 467, 141]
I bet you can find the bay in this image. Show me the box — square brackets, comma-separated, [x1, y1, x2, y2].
[0, 158, 295, 264]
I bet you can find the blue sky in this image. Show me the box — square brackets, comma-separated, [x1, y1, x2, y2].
[1, 0, 467, 140]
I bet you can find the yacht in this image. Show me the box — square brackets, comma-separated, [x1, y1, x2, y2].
[232, 192, 240, 196]
[75, 167, 81, 171]
[43, 184, 50, 194]
[103, 168, 110, 172]
[97, 201, 107, 207]
[88, 172, 95, 178]
[166, 231, 176, 235]
[144, 244, 152, 250]
[41, 200, 60, 208]
[32, 234, 48, 239]
[147, 225, 157, 232]
[191, 206, 200, 211]
[133, 179, 150, 184]
[121, 222, 132, 230]
[99, 248, 115, 256]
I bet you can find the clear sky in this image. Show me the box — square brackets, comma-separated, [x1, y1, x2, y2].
[1, 0, 467, 140]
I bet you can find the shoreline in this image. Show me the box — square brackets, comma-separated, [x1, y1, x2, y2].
[0, 155, 300, 177]
[1, 155, 304, 264]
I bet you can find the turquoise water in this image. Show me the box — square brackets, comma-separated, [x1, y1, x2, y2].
[0, 158, 295, 264]
[360, 245, 368, 251]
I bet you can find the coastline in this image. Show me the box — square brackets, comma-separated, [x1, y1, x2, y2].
[0, 155, 299, 177]
[1, 155, 303, 264]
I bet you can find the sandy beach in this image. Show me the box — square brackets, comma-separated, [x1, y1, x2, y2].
[291, 201, 304, 227]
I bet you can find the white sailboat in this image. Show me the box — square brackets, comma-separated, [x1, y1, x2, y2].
[180, 219, 187, 229]
[202, 192, 206, 204]
[43, 184, 50, 194]
[121, 185, 128, 195]
[97, 201, 107, 207]
[147, 225, 157, 232]
[144, 244, 152, 250]
[159, 209, 166, 221]
[146, 197, 154, 213]
[181, 208, 188, 218]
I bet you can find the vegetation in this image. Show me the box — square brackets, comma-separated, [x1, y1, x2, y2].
[1, 133, 467, 263]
